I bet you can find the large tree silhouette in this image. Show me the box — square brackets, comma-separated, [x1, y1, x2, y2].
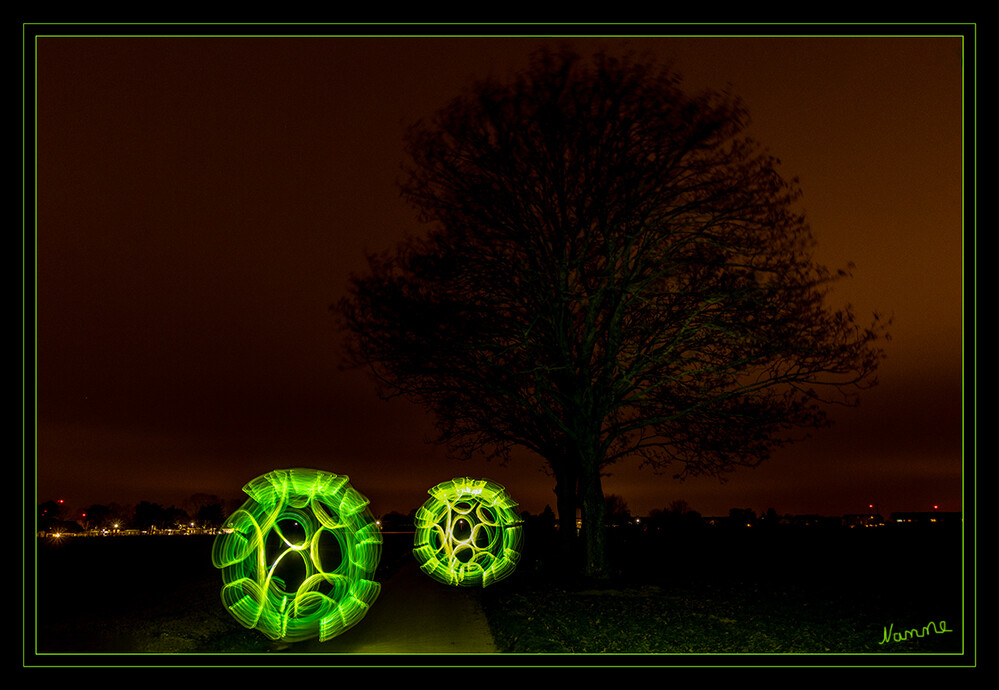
[336, 49, 889, 578]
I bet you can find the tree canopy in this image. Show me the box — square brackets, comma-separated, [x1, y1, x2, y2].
[335, 48, 889, 577]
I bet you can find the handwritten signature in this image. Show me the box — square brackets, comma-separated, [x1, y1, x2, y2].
[879, 620, 953, 645]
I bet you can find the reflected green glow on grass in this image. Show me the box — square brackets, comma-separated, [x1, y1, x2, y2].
[211, 468, 382, 642]
[413, 477, 523, 587]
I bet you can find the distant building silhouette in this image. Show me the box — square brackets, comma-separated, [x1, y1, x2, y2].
[843, 512, 885, 528]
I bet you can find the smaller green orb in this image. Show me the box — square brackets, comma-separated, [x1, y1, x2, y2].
[413, 477, 524, 587]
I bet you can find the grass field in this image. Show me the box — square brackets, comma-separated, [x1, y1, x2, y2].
[27, 522, 970, 664]
[479, 524, 969, 658]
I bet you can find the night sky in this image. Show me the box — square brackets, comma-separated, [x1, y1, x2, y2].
[32, 31, 968, 522]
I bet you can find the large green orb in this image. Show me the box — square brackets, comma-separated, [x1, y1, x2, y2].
[211, 468, 382, 643]
[413, 477, 524, 587]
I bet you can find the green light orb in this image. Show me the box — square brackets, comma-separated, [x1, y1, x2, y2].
[211, 468, 382, 643]
[413, 477, 524, 587]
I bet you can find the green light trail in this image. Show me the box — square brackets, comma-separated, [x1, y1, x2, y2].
[211, 468, 382, 643]
[413, 477, 524, 587]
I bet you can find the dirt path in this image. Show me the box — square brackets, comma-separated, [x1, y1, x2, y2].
[288, 559, 499, 654]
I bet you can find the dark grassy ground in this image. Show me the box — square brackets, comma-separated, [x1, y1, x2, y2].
[29, 531, 415, 656]
[27, 523, 971, 664]
[479, 523, 970, 659]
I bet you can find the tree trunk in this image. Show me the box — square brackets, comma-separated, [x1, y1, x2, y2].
[552, 462, 579, 572]
[578, 451, 608, 579]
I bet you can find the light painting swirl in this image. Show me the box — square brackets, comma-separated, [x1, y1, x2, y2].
[211, 468, 382, 643]
[413, 477, 524, 587]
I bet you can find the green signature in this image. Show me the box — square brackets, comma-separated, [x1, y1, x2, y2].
[879, 620, 953, 645]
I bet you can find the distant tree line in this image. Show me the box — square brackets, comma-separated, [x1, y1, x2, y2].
[36, 493, 231, 533]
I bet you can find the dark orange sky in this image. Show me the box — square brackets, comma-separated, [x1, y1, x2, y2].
[30, 28, 970, 521]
